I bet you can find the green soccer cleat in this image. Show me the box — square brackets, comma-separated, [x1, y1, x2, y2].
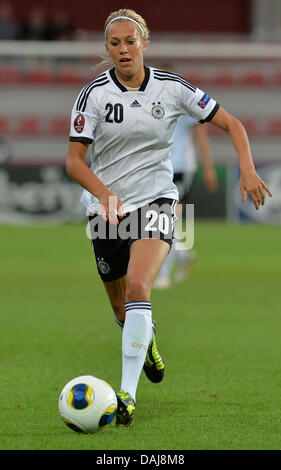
[143, 320, 165, 383]
[116, 390, 135, 427]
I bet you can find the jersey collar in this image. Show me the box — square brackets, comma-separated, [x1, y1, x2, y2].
[109, 66, 150, 92]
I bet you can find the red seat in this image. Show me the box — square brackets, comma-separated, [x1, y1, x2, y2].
[239, 71, 267, 86]
[25, 66, 53, 84]
[0, 116, 11, 134]
[18, 117, 41, 135]
[266, 119, 281, 135]
[55, 66, 83, 85]
[49, 117, 69, 135]
[0, 64, 22, 84]
[273, 70, 281, 86]
[211, 71, 236, 86]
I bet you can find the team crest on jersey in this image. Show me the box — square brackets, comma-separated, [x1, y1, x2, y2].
[151, 103, 165, 119]
[97, 258, 110, 274]
[74, 113, 85, 133]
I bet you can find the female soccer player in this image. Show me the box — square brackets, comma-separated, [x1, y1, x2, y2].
[66, 8, 272, 427]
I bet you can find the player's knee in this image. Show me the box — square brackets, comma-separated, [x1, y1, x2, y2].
[125, 277, 150, 301]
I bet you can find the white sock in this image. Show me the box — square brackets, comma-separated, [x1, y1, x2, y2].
[121, 301, 152, 401]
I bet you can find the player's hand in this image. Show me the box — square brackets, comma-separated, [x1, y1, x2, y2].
[99, 190, 124, 225]
[203, 167, 218, 192]
[240, 168, 272, 210]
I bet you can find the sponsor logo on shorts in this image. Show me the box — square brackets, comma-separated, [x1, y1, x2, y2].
[74, 113, 85, 133]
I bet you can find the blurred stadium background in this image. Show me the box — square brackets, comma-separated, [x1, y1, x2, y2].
[1, 0, 281, 451]
[0, 0, 280, 224]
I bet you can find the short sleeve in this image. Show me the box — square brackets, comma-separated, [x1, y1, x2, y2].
[179, 82, 219, 123]
[69, 92, 99, 144]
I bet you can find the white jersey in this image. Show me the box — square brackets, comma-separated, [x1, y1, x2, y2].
[170, 115, 198, 174]
[69, 66, 219, 213]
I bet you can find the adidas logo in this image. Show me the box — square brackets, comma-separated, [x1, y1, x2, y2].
[130, 100, 141, 108]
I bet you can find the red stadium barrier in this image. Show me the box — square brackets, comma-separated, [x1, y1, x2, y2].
[49, 117, 70, 134]
[0, 116, 10, 133]
[0, 64, 22, 83]
[0, 63, 280, 87]
[266, 118, 281, 136]
[239, 70, 267, 86]
[210, 70, 236, 86]
[24, 66, 54, 84]
[273, 70, 281, 85]
[55, 66, 85, 85]
[0, 116, 280, 137]
[17, 117, 41, 135]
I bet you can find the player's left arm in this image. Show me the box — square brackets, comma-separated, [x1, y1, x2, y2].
[210, 106, 272, 210]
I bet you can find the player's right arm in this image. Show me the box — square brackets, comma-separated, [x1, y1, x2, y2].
[66, 141, 123, 224]
[67, 85, 123, 224]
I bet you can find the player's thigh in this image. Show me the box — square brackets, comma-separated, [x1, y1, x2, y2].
[89, 214, 129, 282]
[89, 214, 129, 321]
[126, 238, 170, 301]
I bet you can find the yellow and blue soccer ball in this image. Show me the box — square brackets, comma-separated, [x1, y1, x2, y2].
[58, 375, 117, 434]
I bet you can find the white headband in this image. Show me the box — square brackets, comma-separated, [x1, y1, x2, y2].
[105, 16, 145, 38]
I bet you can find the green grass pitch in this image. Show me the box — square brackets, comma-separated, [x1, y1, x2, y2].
[0, 220, 280, 450]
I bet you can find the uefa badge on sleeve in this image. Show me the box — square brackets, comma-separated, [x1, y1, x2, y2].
[197, 93, 210, 109]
